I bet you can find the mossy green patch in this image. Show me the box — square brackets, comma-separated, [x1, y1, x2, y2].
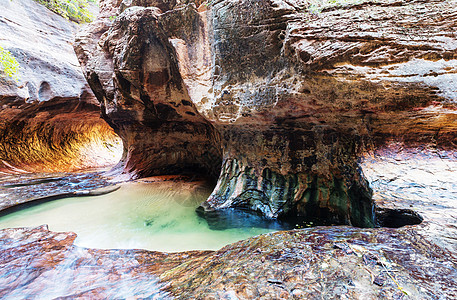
[34, 0, 96, 23]
[0, 46, 19, 81]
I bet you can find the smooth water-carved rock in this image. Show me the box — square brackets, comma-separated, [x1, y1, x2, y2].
[75, 0, 457, 226]
[1, 224, 456, 299]
[200, 125, 374, 227]
[0, 99, 122, 173]
[0, 0, 122, 173]
[0, 0, 90, 103]
[75, 6, 221, 179]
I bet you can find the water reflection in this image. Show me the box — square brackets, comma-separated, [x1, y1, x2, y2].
[196, 206, 294, 230]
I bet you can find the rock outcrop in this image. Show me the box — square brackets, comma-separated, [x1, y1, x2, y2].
[75, 0, 457, 226]
[0, 0, 122, 173]
[1, 224, 456, 299]
[75, 6, 221, 179]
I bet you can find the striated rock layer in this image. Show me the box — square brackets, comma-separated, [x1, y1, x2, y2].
[0, 0, 122, 173]
[0, 100, 122, 173]
[75, 0, 457, 226]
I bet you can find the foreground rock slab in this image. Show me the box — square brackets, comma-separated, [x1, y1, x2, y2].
[0, 225, 455, 299]
[0, 225, 170, 299]
[0, 171, 115, 211]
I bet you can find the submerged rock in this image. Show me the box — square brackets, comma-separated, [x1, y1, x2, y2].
[75, 0, 457, 225]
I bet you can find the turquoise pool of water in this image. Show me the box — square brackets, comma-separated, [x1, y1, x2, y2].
[0, 180, 275, 252]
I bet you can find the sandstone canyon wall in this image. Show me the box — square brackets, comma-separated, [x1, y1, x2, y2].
[0, 0, 121, 173]
[75, 0, 457, 227]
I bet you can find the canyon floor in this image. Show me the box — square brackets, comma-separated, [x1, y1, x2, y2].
[0, 147, 456, 299]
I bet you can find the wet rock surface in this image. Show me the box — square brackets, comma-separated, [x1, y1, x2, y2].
[75, 0, 457, 225]
[0, 225, 170, 299]
[0, 171, 115, 211]
[159, 226, 456, 299]
[0, 224, 455, 299]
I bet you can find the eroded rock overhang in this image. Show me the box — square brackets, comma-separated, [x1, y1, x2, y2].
[0, 0, 122, 174]
[75, 0, 457, 227]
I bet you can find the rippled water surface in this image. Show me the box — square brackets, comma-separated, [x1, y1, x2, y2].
[0, 179, 274, 252]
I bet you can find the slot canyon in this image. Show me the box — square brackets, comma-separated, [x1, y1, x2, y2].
[0, 0, 456, 298]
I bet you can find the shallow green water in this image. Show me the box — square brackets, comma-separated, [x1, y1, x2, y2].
[0, 180, 274, 252]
